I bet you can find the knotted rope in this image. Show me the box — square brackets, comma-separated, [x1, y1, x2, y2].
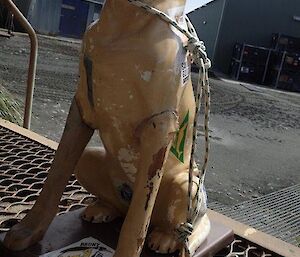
[128, 1, 211, 256]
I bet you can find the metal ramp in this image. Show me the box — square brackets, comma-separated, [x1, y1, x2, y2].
[210, 185, 300, 247]
[0, 119, 299, 257]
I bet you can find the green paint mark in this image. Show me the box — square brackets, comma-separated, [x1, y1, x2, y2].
[171, 111, 189, 163]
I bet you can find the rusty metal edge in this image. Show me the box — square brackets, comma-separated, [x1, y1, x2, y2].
[0, 118, 58, 150]
[0, 118, 299, 257]
[208, 209, 300, 257]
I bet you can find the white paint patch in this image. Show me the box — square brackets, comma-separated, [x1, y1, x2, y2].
[168, 204, 176, 222]
[244, 228, 257, 237]
[129, 94, 134, 100]
[118, 147, 138, 163]
[111, 117, 125, 142]
[167, 6, 185, 22]
[141, 71, 152, 82]
[156, 56, 166, 64]
[168, 199, 181, 222]
[112, 117, 121, 131]
[118, 146, 140, 183]
[166, 6, 188, 39]
[120, 162, 137, 183]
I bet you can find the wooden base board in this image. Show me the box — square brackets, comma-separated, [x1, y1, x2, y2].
[0, 209, 234, 257]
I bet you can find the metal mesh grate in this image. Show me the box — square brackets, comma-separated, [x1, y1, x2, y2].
[215, 237, 279, 257]
[0, 125, 283, 256]
[0, 125, 96, 232]
[210, 185, 300, 247]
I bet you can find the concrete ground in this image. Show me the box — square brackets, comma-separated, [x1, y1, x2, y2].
[0, 33, 299, 206]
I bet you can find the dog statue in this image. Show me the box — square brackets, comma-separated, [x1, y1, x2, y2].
[4, 1, 210, 256]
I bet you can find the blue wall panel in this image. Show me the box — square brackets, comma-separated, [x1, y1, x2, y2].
[59, 0, 89, 38]
[28, 0, 62, 35]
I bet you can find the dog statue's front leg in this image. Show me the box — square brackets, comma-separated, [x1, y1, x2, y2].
[4, 99, 94, 251]
[114, 111, 178, 257]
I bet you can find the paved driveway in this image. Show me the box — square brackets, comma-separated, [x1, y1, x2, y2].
[0, 33, 299, 205]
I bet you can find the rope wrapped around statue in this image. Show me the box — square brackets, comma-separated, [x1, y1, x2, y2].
[4, 1, 211, 257]
[128, 1, 212, 256]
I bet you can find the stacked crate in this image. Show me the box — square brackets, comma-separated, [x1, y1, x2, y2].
[271, 33, 300, 52]
[230, 33, 300, 92]
[230, 43, 271, 84]
[268, 34, 300, 92]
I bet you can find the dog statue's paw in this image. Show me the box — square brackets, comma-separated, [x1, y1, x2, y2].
[81, 199, 119, 223]
[148, 228, 180, 254]
[4, 220, 46, 251]
[4, 206, 57, 251]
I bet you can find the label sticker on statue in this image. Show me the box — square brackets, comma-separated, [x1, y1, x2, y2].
[181, 61, 190, 86]
[171, 111, 189, 163]
[40, 237, 114, 257]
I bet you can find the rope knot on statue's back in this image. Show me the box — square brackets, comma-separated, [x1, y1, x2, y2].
[186, 38, 211, 69]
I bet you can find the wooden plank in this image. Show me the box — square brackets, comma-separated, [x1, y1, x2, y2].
[0, 118, 58, 150]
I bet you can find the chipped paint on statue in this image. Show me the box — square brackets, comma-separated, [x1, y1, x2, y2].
[120, 162, 137, 183]
[141, 71, 152, 82]
[166, 6, 187, 38]
[118, 146, 139, 182]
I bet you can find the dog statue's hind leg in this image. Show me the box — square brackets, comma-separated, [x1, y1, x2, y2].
[4, 99, 94, 251]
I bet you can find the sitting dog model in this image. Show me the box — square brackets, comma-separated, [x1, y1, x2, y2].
[4, 1, 210, 256]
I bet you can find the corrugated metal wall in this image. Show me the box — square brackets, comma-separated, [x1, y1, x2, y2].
[214, 0, 300, 73]
[189, 0, 300, 73]
[188, 0, 224, 63]
[28, 0, 62, 35]
[14, 0, 32, 16]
